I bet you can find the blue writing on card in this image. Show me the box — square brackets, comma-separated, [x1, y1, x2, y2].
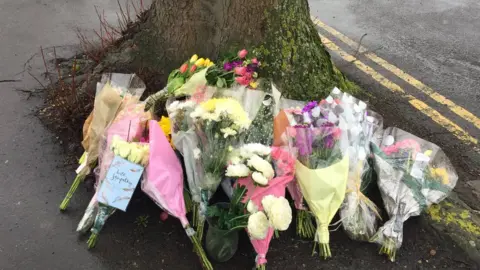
[97, 156, 144, 211]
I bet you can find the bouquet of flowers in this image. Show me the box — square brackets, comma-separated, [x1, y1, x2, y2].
[235, 146, 296, 269]
[316, 87, 384, 241]
[268, 88, 316, 239]
[205, 48, 260, 89]
[371, 127, 458, 261]
[167, 98, 207, 235]
[167, 54, 214, 96]
[76, 102, 151, 233]
[59, 73, 145, 210]
[189, 97, 251, 239]
[141, 120, 212, 269]
[87, 135, 149, 248]
[287, 100, 350, 259]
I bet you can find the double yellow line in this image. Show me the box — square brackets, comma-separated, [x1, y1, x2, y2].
[311, 17, 479, 145]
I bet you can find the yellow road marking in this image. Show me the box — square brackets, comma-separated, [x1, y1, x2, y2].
[320, 34, 478, 145]
[311, 17, 480, 130]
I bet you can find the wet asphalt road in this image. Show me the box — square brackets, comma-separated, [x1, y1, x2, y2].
[310, 0, 480, 206]
[0, 1, 479, 270]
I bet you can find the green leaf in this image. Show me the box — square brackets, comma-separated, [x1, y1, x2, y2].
[166, 77, 185, 94]
[216, 78, 224, 88]
[167, 69, 180, 83]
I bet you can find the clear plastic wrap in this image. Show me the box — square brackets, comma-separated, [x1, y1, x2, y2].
[320, 87, 384, 242]
[60, 73, 146, 211]
[286, 99, 350, 258]
[371, 127, 458, 261]
[77, 102, 150, 233]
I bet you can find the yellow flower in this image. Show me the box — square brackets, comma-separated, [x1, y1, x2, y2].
[249, 81, 258, 89]
[195, 58, 206, 67]
[430, 167, 449, 185]
[198, 98, 251, 129]
[204, 58, 214, 67]
[158, 116, 174, 147]
[190, 54, 199, 63]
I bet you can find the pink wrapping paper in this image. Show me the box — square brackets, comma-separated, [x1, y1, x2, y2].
[287, 180, 306, 210]
[141, 120, 189, 227]
[237, 147, 295, 266]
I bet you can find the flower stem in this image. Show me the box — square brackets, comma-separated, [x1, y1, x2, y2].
[189, 234, 213, 270]
[379, 238, 397, 262]
[256, 264, 266, 270]
[319, 243, 331, 260]
[59, 173, 85, 211]
[87, 232, 98, 249]
[196, 217, 205, 241]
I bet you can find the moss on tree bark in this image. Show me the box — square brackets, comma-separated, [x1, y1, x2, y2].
[98, 0, 356, 99]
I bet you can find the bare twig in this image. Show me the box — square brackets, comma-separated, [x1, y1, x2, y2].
[27, 71, 47, 90]
[40, 46, 55, 86]
[53, 46, 66, 91]
[353, 33, 367, 58]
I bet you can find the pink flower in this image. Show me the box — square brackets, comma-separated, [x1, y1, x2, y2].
[235, 76, 251, 86]
[332, 128, 342, 139]
[179, 63, 188, 73]
[234, 66, 247, 76]
[244, 72, 253, 79]
[160, 211, 169, 221]
[251, 58, 259, 64]
[238, 49, 248, 59]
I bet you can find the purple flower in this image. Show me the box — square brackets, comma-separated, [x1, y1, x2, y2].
[302, 101, 318, 113]
[232, 60, 243, 68]
[223, 62, 233, 71]
[324, 135, 335, 149]
[295, 127, 313, 156]
[246, 63, 258, 73]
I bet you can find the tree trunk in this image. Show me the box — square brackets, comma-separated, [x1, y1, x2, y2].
[103, 0, 355, 100]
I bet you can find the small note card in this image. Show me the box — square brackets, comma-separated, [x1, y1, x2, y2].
[97, 156, 144, 211]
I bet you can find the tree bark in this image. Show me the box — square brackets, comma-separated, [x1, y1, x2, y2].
[103, 0, 355, 99]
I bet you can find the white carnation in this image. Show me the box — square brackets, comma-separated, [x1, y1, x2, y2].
[247, 155, 274, 179]
[193, 148, 201, 159]
[261, 195, 276, 214]
[225, 164, 250, 178]
[267, 197, 292, 231]
[248, 211, 269, 240]
[252, 171, 269, 186]
[247, 200, 258, 213]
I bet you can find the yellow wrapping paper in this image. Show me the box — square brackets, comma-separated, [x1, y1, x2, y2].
[294, 156, 349, 244]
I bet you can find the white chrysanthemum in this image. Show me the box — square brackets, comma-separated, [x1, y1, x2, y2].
[267, 197, 292, 231]
[247, 200, 258, 213]
[241, 143, 271, 157]
[225, 164, 250, 177]
[229, 155, 242, 165]
[193, 148, 201, 159]
[247, 155, 274, 179]
[167, 100, 180, 112]
[190, 106, 205, 119]
[248, 211, 269, 240]
[252, 171, 268, 186]
[220, 127, 237, 138]
[261, 195, 276, 214]
[178, 100, 195, 109]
